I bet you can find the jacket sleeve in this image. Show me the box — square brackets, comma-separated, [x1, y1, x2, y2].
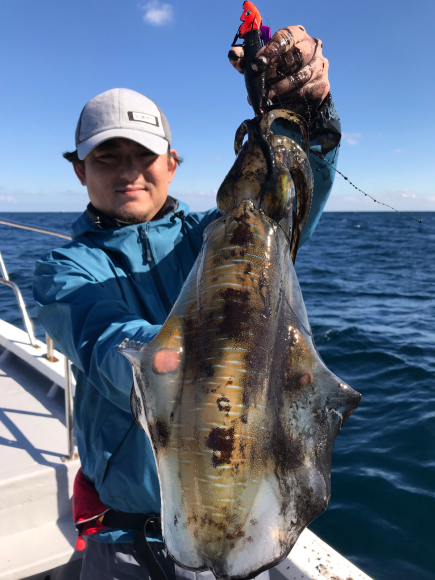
[33, 248, 161, 413]
[300, 94, 341, 246]
[272, 94, 342, 247]
[300, 144, 339, 246]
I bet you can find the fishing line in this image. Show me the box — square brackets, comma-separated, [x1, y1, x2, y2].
[247, 29, 433, 233]
[309, 148, 435, 232]
[265, 53, 433, 233]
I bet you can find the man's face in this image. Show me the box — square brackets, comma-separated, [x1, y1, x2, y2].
[73, 138, 178, 223]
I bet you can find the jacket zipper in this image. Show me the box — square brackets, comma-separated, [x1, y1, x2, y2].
[139, 225, 172, 314]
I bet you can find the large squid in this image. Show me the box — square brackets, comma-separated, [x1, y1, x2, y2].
[122, 110, 361, 580]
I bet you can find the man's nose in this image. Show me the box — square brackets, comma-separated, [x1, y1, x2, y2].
[118, 157, 142, 181]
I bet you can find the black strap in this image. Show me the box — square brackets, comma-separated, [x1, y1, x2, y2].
[94, 510, 169, 579]
[133, 515, 170, 580]
[103, 511, 169, 580]
[102, 510, 151, 530]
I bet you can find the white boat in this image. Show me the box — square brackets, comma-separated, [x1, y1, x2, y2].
[0, 220, 373, 580]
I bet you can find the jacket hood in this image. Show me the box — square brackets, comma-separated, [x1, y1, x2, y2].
[70, 199, 190, 240]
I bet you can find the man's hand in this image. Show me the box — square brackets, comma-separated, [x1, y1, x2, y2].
[228, 25, 330, 121]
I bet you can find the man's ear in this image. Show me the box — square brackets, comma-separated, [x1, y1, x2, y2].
[167, 150, 178, 184]
[73, 160, 87, 186]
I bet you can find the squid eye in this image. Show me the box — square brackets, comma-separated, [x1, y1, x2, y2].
[245, 10, 251, 15]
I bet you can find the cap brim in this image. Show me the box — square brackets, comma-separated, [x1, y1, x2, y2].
[77, 128, 169, 160]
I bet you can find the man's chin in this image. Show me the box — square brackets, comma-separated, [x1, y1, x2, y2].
[106, 208, 149, 224]
[106, 201, 154, 224]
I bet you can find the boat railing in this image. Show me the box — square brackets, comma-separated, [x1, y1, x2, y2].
[0, 251, 38, 348]
[0, 218, 72, 240]
[0, 219, 76, 460]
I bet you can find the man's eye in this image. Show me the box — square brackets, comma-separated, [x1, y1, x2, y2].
[99, 153, 117, 159]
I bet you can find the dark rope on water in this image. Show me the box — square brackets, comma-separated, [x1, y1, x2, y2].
[310, 148, 435, 232]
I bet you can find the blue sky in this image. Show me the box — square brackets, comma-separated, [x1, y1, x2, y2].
[0, 0, 434, 213]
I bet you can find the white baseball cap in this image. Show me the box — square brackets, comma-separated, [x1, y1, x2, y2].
[75, 88, 172, 160]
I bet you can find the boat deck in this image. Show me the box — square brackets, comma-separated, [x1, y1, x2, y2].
[0, 337, 80, 580]
[0, 320, 372, 580]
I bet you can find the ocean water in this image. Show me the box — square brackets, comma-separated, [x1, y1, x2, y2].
[0, 211, 434, 580]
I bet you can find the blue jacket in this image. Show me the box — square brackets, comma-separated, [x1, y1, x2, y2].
[33, 139, 339, 543]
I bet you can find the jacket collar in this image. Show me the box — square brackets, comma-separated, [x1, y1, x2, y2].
[86, 196, 179, 229]
[70, 198, 189, 240]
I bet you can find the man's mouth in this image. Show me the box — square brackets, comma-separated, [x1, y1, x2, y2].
[116, 187, 147, 196]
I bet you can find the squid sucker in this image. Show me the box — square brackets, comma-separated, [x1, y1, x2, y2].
[122, 110, 361, 580]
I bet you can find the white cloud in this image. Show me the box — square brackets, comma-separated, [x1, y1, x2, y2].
[142, 1, 173, 26]
[324, 185, 433, 211]
[394, 149, 402, 154]
[0, 195, 17, 203]
[342, 132, 361, 146]
[374, 188, 417, 200]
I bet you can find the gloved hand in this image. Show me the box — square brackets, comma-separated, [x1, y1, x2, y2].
[228, 25, 330, 122]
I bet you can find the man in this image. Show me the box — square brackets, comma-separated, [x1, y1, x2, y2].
[33, 26, 341, 580]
